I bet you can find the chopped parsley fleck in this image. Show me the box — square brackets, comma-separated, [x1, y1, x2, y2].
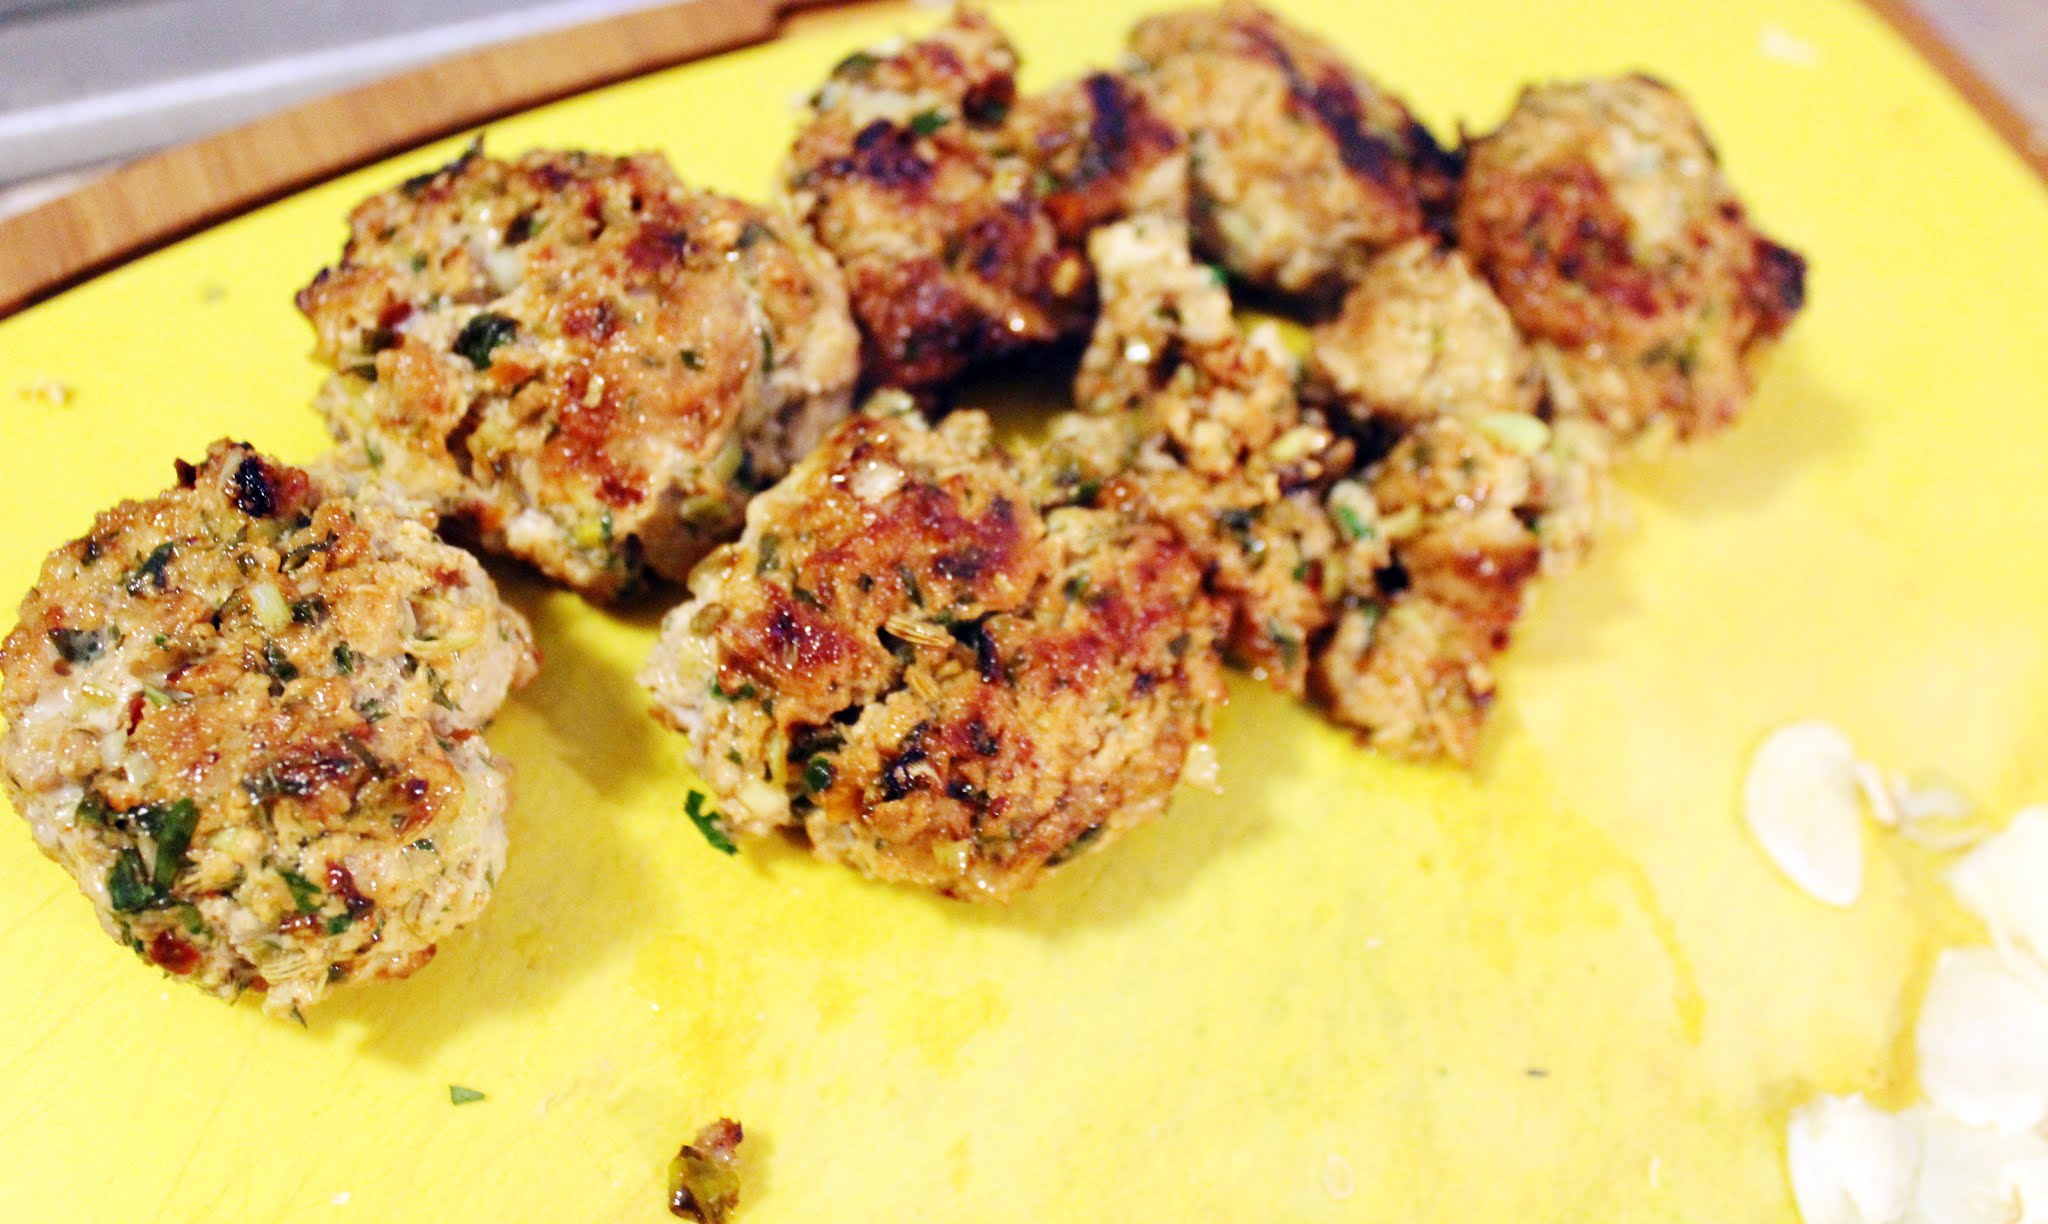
[760, 329, 775, 372]
[126, 541, 175, 595]
[833, 49, 879, 77]
[136, 798, 198, 891]
[106, 849, 156, 912]
[356, 697, 388, 724]
[707, 678, 757, 703]
[1291, 559, 1311, 583]
[908, 108, 949, 137]
[449, 1085, 486, 1106]
[141, 683, 188, 707]
[1205, 263, 1229, 287]
[1062, 575, 1090, 603]
[47, 626, 107, 664]
[409, 838, 436, 853]
[324, 912, 355, 936]
[365, 440, 385, 470]
[279, 869, 323, 914]
[333, 643, 356, 675]
[452, 311, 518, 370]
[804, 756, 836, 794]
[262, 640, 298, 684]
[735, 219, 770, 250]
[755, 533, 779, 575]
[75, 791, 112, 827]
[598, 509, 614, 547]
[425, 666, 459, 711]
[1334, 506, 1373, 541]
[684, 791, 738, 856]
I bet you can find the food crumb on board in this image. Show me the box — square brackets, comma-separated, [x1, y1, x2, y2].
[449, 1085, 486, 1106]
[670, 1118, 745, 1222]
[15, 380, 75, 407]
[1759, 24, 1820, 68]
[1320, 1152, 1356, 1201]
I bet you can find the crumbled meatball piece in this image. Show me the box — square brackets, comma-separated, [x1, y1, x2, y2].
[784, 11, 1184, 389]
[1310, 417, 1541, 762]
[640, 402, 1225, 901]
[1456, 75, 1806, 448]
[298, 143, 858, 599]
[0, 443, 536, 1016]
[668, 1118, 744, 1223]
[1126, 0, 1455, 298]
[1062, 216, 1350, 694]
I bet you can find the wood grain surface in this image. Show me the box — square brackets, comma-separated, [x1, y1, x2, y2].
[0, 0, 2039, 320]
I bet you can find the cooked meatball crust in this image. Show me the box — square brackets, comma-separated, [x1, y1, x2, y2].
[1456, 75, 1806, 447]
[298, 143, 859, 599]
[1126, 0, 1454, 298]
[0, 443, 537, 1016]
[784, 10, 1183, 390]
[640, 402, 1225, 901]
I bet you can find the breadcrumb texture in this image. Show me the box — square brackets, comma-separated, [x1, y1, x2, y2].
[0, 443, 536, 1016]
[640, 402, 1225, 901]
[782, 9, 1184, 389]
[298, 143, 859, 599]
[1127, 0, 1454, 298]
[1456, 75, 1806, 448]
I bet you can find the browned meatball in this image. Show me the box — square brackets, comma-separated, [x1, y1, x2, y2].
[1126, 0, 1455, 298]
[298, 143, 859, 599]
[783, 10, 1184, 389]
[0, 443, 536, 1016]
[1457, 75, 1806, 447]
[640, 401, 1226, 901]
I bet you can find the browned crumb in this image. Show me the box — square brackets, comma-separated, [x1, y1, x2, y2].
[668, 1118, 744, 1223]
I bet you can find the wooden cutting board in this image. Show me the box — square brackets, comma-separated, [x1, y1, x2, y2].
[0, 0, 2044, 1219]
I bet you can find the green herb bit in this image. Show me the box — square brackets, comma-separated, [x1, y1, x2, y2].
[1062, 575, 1091, 603]
[325, 913, 355, 936]
[707, 678, 757, 703]
[803, 756, 836, 795]
[833, 49, 880, 77]
[106, 849, 157, 912]
[409, 838, 436, 853]
[426, 666, 459, 711]
[599, 508, 614, 547]
[735, 219, 770, 250]
[449, 1085, 487, 1106]
[356, 697, 388, 724]
[141, 683, 189, 707]
[290, 597, 329, 626]
[76, 792, 112, 827]
[126, 541, 175, 595]
[452, 311, 518, 370]
[759, 329, 775, 372]
[908, 108, 949, 137]
[136, 798, 198, 889]
[279, 869, 323, 915]
[262, 641, 298, 684]
[1291, 558, 1311, 583]
[365, 440, 385, 470]
[333, 643, 356, 675]
[755, 534, 779, 575]
[47, 626, 107, 664]
[1205, 263, 1229, 287]
[684, 791, 738, 856]
[1334, 505, 1373, 542]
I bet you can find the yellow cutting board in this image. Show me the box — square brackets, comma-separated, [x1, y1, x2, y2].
[2, 1, 2044, 1218]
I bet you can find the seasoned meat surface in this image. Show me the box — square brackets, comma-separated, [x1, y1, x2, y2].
[0, 443, 536, 1016]
[640, 400, 1225, 901]
[298, 143, 859, 599]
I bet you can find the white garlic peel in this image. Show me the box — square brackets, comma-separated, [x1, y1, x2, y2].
[1745, 722, 1866, 907]
[1787, 1094, 1918, 1224]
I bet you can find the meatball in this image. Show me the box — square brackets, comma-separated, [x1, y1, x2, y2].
[1456, 75, 1807, 447]
[0, 443, 537, 1017]
[297, 142, 859, 600]
[1062, 216, 1350, 695]
[639, 401, 1225, 901]
[1306, 238, 1542, 431]
[1126, 0, 1455, 298]
[783, 10, 1183, 389]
